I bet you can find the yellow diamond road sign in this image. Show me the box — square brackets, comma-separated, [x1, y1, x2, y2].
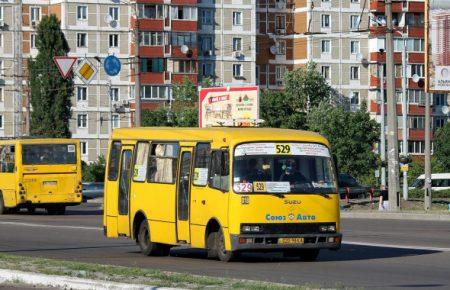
[75, 58, 97, 84]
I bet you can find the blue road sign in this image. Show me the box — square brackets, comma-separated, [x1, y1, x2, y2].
[104, 55, 121, 76]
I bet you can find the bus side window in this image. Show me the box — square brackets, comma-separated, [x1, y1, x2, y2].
[133, 142, 150, 182]
[148, 143, 179, 184]
[0, 145, 15, 173]
[208, 150, 229, 191]
[108, 141, 122, 181]
[193, 143, 211, 186]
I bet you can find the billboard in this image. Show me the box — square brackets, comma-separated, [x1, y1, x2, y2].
[199, 86, 259, 128]
[426, 0, 450, 92]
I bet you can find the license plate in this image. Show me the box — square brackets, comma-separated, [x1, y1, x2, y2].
[278, 237, 304, 244]
[43, 181, 57, 186]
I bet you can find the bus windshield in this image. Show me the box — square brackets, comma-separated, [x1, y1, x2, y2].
[233, 143, 337, 194]
[22, 144, 77, 165]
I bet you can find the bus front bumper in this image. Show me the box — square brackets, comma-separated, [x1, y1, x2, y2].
[230, 233, 342, 251]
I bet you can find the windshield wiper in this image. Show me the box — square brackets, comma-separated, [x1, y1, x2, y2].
[269, 192, 286, 198]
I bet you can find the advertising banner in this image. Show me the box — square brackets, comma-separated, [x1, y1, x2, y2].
[199, 86, 259, 127]
[426, 0, 450, 92]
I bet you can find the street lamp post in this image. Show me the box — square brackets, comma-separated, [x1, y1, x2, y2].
[401, 37, 409, 201]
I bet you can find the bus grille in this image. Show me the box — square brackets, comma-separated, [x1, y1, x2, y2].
[241, 223, 336, 235]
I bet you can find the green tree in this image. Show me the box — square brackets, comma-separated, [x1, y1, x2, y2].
[171, 77, 199, 127]
[284, 62, 336, 113]
[260, 90, 306, 129]
[142, 108, 173, 127]
[433, 122, 450, 171]
[307, 102, 380, 180]
[28, 14, 73, 138]
[82, 156, 106, 182]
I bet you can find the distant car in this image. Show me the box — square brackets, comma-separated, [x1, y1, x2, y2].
[409, 173, 450, 191]
[338, 173, 370, 199]
[82, 182, 104, 201]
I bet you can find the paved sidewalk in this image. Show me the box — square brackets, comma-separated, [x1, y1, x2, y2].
[341, 211, 450, 221]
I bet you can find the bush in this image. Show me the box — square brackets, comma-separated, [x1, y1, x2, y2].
[408, 188, 450, 199]
[82, 155, 106, 182]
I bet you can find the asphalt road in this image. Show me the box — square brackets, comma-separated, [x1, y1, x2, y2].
[0, 203, 449, 289]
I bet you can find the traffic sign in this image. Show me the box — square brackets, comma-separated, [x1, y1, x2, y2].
[75, 58, 98, 84]
[104, 55, 121, 76]
[53, 56, 77, 79]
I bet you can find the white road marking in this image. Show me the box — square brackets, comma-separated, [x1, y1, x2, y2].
[0, 221, 102, 231]
[344, 240, 450, 252]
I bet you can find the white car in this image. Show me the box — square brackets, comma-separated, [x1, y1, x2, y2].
[409, 173, 450, 191]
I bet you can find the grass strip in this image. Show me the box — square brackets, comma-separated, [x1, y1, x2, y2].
[0, 253, 320, 289]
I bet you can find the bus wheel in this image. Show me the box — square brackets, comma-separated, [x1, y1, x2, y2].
[137, 220, 167, 256]
[216, 229, 237, 262]
[299, 249, 320, 261]
[0, 193, 5, 215]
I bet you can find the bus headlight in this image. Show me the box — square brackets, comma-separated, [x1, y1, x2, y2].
[319, 224, 336, 233]
[241, 225, 262, 233]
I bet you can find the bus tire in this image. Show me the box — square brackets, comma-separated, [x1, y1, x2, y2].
[0, 193, 5, 215]
[137, 220, 166, 256]
[216, 228, 237, 262]
[206, 232, 219, 259]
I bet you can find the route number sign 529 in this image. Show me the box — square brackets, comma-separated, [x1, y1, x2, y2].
[276, 144, 291, 154]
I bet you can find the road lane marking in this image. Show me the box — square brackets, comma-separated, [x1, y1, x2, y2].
[344, 240, 450, 252]
[0, 221, 102, 231]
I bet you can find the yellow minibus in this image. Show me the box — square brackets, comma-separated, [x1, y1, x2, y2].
[103, 128, 341, 261]
[0, 139, 82, 215]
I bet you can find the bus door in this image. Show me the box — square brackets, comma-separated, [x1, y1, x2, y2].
[117, 145, 134, 236]
[176, 147, 193, 243]
[0, 144, 17, 208]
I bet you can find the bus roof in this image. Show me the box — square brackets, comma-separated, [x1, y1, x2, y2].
[0, 138, 79, 145]
[111, 127, 330, 147]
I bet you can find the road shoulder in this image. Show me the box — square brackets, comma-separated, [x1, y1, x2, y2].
[341, 211, 450, 221]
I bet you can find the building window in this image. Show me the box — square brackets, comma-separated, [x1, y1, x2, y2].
[0, 34, 3, 48]
[30, 34, 36, 49]
[30, 7, 41, 22]
[275, 15, 286, 30]
[350, 15, 360, 29]
[394, 38, 425, 52]
[408, 89, 426, 105]
[276, 66, 286, 86]
[142, 86, 170, 99]
[321, 66, 330, 80]
[276, 40, 286, 55]
[0, 114, 3, 129]
[109, 34, 119, 48]
[0, 7, 3, 21]
[0, 87, 3, 102]
[408, 141, 425, 154]
[171, 32, 197, 46]
[350, 91, 360, 105]
[110, 88, 119, 102]
[434, 93, 447, 106]
[409, 116, 425, 129]
[350, 66, 360, 80]
[173, 60, 196, 73]
[232, 37, 242, 51]
[81, 141, 88, 156]
[141, 58, 165, 73]
[112, 114, 120, 129]
[200, 36, 213, 52]
[233, 64, 242, 78]
[434, 116, 448, 129]
[410, 64, 424, 77]
[77, 6, 87, 20]
[109, 7, 119, 21]
[233, 11, 242, 26]
[171, 6, 197, 20]
[77, 114, 87, 128]
[200, 9, 213, 25]
[321, 40, 331, 53]
[77, 33, 87, 48]
[141, 32, 165, 46]
[350, 40, 360, 54]
[138, 4, 164, 19]
[321, 14, 330, 28]
[202, 63, 213, 77]
[77, 87, 87, 102]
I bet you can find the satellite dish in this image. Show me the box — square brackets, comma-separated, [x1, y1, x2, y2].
[270, 46, 277, 55]
[412, 74, 420, 83]
[442, 106, 449, 115]
[180, 45, 189, 54]
[104, 15, 113, 24]
[109, 19, 118, 28]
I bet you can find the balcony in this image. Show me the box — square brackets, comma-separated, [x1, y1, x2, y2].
[132, 18, 164, 31]
[139, 46, 165, 58]
[407, 26, 424, 38]
[369, 52, 402, 63]
[140, 72, 165, 84]
[172, 46, 198, 59]
[172, 73, 197, 84]
[172, 20, 197, 32]
[370, 1, 404, 13]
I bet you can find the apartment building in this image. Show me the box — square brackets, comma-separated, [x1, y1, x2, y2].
[368, 0, 449, 156]
[0, 0, 132, 162]
[256, 0, 370, 110]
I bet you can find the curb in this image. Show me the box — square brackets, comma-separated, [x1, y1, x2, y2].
[0, 269, 183, 290]
[341, 211, 450, 221]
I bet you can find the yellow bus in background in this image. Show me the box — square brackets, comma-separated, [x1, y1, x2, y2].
[0, 139, 82, 215]
[103, 128, 341, 262]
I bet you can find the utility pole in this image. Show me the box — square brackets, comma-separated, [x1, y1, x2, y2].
[402, 38, 408, 200]
[380, 62, 386, 187]
[385, 0, 400, 210]
[133, 2, 141, 127]
[13, 0, 23, 137]
[424, 96, 432, 210]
